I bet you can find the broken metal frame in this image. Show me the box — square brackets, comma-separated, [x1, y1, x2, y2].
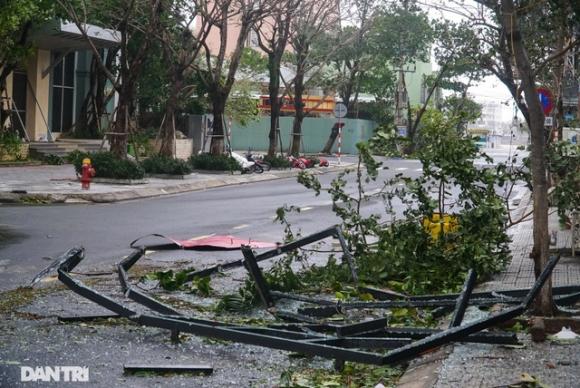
[267, 324, 519, 345]
[240, 246, 512, 319]
[58, 248, 392, 365]
[360, 284, 580, 303]
[240, 245, 580, 314]
[57, 246, 561, 366]
[449, 269, 477, 328]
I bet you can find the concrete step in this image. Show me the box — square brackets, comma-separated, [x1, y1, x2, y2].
[55, 139, 103, 145]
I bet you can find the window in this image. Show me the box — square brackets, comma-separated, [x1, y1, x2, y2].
[51, 51, 76, 132]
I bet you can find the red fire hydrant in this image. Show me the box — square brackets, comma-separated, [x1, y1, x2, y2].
[81, 158, 96, 190]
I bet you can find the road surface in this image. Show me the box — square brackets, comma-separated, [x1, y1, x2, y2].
[0, 147, 527, 291]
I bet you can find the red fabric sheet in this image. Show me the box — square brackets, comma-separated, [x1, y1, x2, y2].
[169, 235, 277, 250]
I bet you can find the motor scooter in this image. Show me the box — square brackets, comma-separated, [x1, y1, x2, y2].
[231, 151, 264, 174]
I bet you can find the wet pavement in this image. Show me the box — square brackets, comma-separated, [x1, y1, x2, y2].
[0, 253, 334, 387]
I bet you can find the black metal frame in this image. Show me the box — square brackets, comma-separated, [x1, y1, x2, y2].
[449, 270, 477, 328]
[41, 224, 580, 370]
[54, 228, 564, 366]
[361, 284, 580, 303]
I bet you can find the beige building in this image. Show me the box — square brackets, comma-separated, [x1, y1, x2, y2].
[1, 21, 119, 142]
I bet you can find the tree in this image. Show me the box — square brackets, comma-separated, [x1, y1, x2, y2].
[441, 94, 482, 134]
[156, 0, 211, 157]
[0, 1, 55, 129]
[287, 0, 340, 155]
[332, 0, 377, 113]
[319, 0, 377, 154]
[195, 0, 272, 155]
[442, 0, 580, 314]
[58, 0, 163, 158]
[402, 20, 486, 152]
[75, 47, 118, 138]
[256, 0, 298, 157]
[370, 2, 433, 142]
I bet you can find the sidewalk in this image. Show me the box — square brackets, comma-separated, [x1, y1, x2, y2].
[0, 161, 352, 204]
[399, 195, 580, 388]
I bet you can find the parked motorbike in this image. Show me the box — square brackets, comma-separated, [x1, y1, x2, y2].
[288, 156, 329, 169]
[231, 151, 264, 174]
[245, 152, 271, 171]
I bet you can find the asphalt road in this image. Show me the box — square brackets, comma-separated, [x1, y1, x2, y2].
[0, 147, 527, 291]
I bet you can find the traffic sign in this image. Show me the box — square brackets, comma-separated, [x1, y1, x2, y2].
[333, 102, 347, 118]
[537, 87, 554, 116]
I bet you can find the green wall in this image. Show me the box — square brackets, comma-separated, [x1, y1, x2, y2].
[230, 116, 377, 154]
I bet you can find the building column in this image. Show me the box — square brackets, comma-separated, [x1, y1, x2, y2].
[26, 49, 51, 141]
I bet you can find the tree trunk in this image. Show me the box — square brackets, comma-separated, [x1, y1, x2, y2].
[159, 96, 177, 157]
[321, 124, 339, 154]
[321, 62, 355, 154]
[159, 68, 184, 157]
[0, 21, 32, 128]
[111, 84, 132, 159]
[76, 54, 108, 138]
[267, 53, 282, 157]
[209, 93, 227, 155]
[289, 72, 305, 156]
[502, 0, 553, 315]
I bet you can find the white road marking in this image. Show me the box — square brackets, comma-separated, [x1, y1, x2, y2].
[395, 167, 408, 171]
[301, 206, 313, 211]
[233, 224, 249, 230]
[414, 168, 423, 172]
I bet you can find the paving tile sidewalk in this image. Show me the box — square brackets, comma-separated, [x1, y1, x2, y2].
[0, 162, 352, 204]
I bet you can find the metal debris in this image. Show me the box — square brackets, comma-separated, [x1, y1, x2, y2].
[52, 222, 572, 367]
[29, 247, 84, 287]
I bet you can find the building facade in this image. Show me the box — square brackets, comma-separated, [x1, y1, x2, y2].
[1, 21, 119, 142]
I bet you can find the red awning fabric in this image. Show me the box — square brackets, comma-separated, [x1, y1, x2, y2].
[130, 234, 277, 250]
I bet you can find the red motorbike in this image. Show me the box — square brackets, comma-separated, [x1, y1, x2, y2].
[289, 156, 328, 169]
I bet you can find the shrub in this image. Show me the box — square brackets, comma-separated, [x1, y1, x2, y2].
[0, 131, 25, 160]
[263, 155, 291, 168]
[141, 155, 192, 175]
[69, 151, 145, 180]
[189, 153, 240, 171]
